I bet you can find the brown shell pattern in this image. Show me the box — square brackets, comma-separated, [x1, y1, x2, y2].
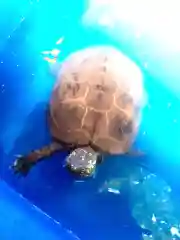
[50, 46, 146, 154]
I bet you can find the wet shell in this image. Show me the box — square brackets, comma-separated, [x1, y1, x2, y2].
[50, 46, 146, 154]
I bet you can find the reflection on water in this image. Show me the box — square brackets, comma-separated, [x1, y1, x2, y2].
[99, 164, 180, 239]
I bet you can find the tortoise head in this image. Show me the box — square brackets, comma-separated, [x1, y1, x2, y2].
[65, 147, 101, 178]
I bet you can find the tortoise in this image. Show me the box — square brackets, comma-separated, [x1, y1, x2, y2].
[12, 45, 146, 178]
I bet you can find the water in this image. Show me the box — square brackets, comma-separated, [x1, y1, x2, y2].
[1, 0, 180, 239]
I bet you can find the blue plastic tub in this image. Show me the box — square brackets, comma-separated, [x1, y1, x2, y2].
[1, 1, 180, 240]
[0, 180, 77, 240]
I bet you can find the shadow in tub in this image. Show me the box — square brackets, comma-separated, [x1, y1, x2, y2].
[1, 102, 145, 240]
[3, 101, 73, 186]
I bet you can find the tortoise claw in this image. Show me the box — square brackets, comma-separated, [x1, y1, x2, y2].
[11, 155, 34, 176]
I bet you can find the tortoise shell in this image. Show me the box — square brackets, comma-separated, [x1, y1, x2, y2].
[49, 46, 146, 155]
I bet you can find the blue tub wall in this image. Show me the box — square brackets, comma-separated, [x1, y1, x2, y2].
[0, 180, 78, 240]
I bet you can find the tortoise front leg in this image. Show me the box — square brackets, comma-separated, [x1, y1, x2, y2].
[12, 142, 63, 176]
